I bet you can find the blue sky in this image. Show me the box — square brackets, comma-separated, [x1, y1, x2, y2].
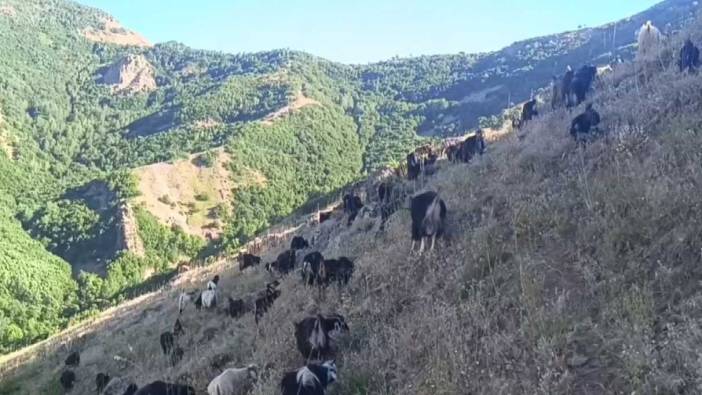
[76, 0, 660, 64]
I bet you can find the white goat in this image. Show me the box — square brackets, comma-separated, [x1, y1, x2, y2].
[207, 365, 258, 395]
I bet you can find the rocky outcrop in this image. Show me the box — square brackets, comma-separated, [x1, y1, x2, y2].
[115, 202, 145, 257]
[101, 54, 156, 95]
[82, 17, 152, 48]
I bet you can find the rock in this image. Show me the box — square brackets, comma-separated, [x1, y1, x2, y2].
[115, 203, 145, 257]
[101, 54, 156, 95]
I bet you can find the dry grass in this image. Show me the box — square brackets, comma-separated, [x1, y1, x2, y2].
[132, 148, 264, 239]
[82, 17, 152, 48]
[7, 17, 702, 395]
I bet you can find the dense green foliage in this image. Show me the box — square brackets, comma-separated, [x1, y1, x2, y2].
[134, 207, 205, 265]
[74, 207, 204, 312]
[224, 106, 363, 247]
[19, 200, 101, 261]
[0, 213, 77, 352]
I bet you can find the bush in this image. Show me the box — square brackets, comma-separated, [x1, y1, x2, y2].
[195, 151, 217, 168]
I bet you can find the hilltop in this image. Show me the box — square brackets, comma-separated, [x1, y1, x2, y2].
[0, 0, 698, 358]
[4, 8, 702, 392]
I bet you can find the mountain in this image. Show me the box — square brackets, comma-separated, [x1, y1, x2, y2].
[0, 0, 697, 355]
[5, 3, 702, 391]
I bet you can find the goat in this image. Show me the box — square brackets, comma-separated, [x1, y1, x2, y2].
[134, 381, 195, 395]
[301, 252, 325, 286]
[60, 370, 76, 392]
[410, 191, 447, 253]
[319, 258, 354, 287]
[65, 350, 80, 367]
[294, 314, 349, 360]
[103, 377, 138, 395]
[96, 373, 111, 393]
[280, 361, 338, 395]
[207, 365, 258, 395]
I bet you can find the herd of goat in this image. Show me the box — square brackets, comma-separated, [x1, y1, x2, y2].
[56, 181, 448, 395]
[51, 20, 700, 395]
[517, 21, 700, 141]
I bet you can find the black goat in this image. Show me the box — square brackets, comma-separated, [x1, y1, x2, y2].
[294, 314, 349, 360]
[239, 253, 262, 271]
[301, 252, 325, 286]
[343, 194, 364, 226]
[410, 191, 447, 253]
[568, 65, 597, 107]
[266, 250, 296, 275]
[291, 236, 310, 250]
[65, 350, 80, 367]
[254, 283, 282, 324]
[570, 104, 601, 141]
[60, 370, 76, 392]
[319, 258, 354, 287]
[96, 373, 111, 393]
[160, 331, 175, 355]
[281, 361, 338, 395]
[679, 39, 700, 73]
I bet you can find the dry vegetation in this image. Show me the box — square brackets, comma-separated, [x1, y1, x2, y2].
[82, 17, 152, 48]
[132, 148, 252, 239]
[7, 17, 702, 395]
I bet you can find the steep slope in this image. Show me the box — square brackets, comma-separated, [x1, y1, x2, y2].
[0, 0, 698, 356]
[5, 11, 702, 392]
[358, 0, 698, 137]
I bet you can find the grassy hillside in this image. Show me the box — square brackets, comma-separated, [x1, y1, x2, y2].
[5, 10, 702, 394]
[0, 0, 697, 355]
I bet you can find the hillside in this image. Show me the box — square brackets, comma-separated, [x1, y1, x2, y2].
[0, 0, 698, 356]
[5, 10, 702, 393]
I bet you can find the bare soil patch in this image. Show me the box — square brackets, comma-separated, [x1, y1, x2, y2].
[82, 17, 152, 48]
[133, 149, 266, 239]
